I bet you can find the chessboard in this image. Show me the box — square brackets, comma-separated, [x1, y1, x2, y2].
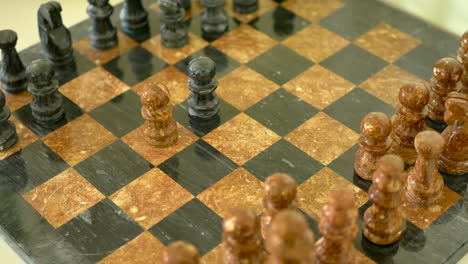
[1, 0, 467, 263]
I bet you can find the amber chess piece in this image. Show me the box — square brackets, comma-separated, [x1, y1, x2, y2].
[140, 82, 178, 147]
[363, 154, 405, 245]
[426, 58, 464, 132]
[261, 173, 297, 239]
[264, 210, 316, 264]
[355, 112, 392, 181]
[456, 31, 468, 93]
[162, 241, 201, 264]
[223, 208, 264, 264]
[439, 92, 468, 175]
[405, 131, 445, 207]
[315, 188, 359, 264]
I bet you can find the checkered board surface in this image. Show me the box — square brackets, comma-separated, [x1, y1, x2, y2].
[1, 0, 467, 263]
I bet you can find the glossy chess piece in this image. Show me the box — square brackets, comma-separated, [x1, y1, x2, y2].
[26, 59, 65, 126]
[406, 131, 445, 207]
[456, 31, 468, 93]
[363, 154, 405, 245]
[87, 0, 118, 50]
[158, 0, 188, 49]
[38, 1, 75, 68]
[264, 210, 316, 264]
[233, 0, 258, 14]
[0, 30, 27, 94]
[200, 0, 228, 34]
[355, 112, 392, 181]
[187, 56, 220, 120]
[439, 92, 468, 175]
[120, 0, 149, 36]
[0, 90, 18, 151]
[426, 58, 463, 132]
[140, 82, 178, 147]
[315, 188, 359, 264]
[261, 173, 297, 240]
[223, 208, 264, 264]
[162, 241, 201, 264]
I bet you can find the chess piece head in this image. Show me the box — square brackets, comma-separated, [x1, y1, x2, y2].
[360, 112, 391, 141]
[88, 0, 109, 7]
[0, 30, 18, 50]
[162, 241, 200, 264]
[444, 92, 468, 124]
[223, 208, 259, 243]
[140, 82, 170, 109]
[264, 173, 297, 208]
[265, 210, 315, 261]
[188, 56, 216, 84]
[38, 1, 64, 29]
[414, 131, 445, 159]
[461, 31, 468, 52]
[433, 58, 464, 85]
[26, 59, 54, 85]
[374, 154, 405, 186]
[158, 0, 180, 12]
[399, 82, 430, 112]
[321, 188, 358, 239]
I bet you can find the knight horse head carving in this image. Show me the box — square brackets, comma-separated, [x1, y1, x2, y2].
[38, 1, 64, 31]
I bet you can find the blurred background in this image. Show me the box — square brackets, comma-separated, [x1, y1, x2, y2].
[0, 0, 467, 263]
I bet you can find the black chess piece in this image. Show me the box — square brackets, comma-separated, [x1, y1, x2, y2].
[87, 0, 118, 50]
[158, 0, 188, 49]
[0, 30, 27, 94]
[187, 56, 219, 120]
[180, 0, 191, 9]
[200, 0, 228, 34]
[233, 0, 258, 14]
[38, 1, 75, 68]
[120, 0, 149, 36]
[26, 59, 64, 126]
[0, 90, 18, 151]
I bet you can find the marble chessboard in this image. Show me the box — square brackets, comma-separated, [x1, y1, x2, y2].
[0, 0, 467, 263]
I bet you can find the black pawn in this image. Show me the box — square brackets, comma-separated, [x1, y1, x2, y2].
[187, 56, 219, 120]
[120, 0, 149, 36]
[38, 1, 75, 67]
[180, 0, 191, 9]
[0, 30, 27, 94]
[158, 0, 188, 49]
[0, 90, 18, 151]
[26, 59, 64, 126]
[87, 0, 118, 50]
[233, 0, 258, 14]
[200, 0, 228, 34]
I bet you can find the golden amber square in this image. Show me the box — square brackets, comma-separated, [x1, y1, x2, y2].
[110, 168, 193, 229]
[401, 186, 461, 230]
[360, 64, 426, 107]
[225, 0, 278, 23]
[73, 32, 138, 65]
[132, 66, 190, 105]
[60, 67, 130, 112]
[283, 0, 345, 22]
[197, 167, 263, 218]
[282, 24, 350, 63]
[285, 112, 359, 165]
[0, 116, 38, 160]
[211, 24, 277, 64]
[23, 168, 105, 228]
[217, 66, 279, 111]
[98, 232, 165, 264]
[122, 124, 198, 166]
[297, 167, 368, 220]
[202, 113, 281, 165]
[42, 114, 117, 166]
[354, 23, 422, 63]
[283, 65, 354, 110]
[142, 33, 208, 65]
[4, 89, 32, 112]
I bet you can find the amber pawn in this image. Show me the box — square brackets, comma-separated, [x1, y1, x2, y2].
[456, 31, 468, 93]
[439, 92, 468, 175]
[261, 173, 297, 240]
[140, 82, 178, 147]
[363, 154, 405, 245]
[406, 131, 445, 207]
[265, 210, 315, 264]
[162, 241, 201, 264]
[223, 208, 264, 264]
[426, 58, 463, 131]
[315, 188, 359, 264]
